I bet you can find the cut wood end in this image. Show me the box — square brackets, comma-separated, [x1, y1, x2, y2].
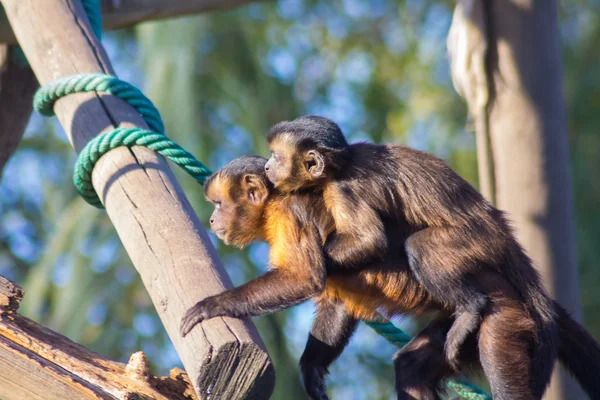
[197, 341, 275, 400]
[0, 275, 24, 314]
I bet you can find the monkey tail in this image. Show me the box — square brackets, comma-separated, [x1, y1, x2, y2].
[504, 244, 559, 398]
[554, 302, 600, 398]
[525, 289, 559, 399]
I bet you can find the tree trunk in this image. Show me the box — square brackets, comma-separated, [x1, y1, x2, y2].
[450, 1, 582, 399]
[0, 44, 38, 175]
[0, 0, 275, 398]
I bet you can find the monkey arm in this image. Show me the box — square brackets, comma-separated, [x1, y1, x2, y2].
[181, 224, 327, 337]
[325, 197, 387, 268]
[180, 268, 325, 336]
[300, 297, 358, 400]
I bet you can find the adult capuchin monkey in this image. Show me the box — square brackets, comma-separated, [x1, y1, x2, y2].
[263, 115, 600, 400]
[180, 156, 475, 400]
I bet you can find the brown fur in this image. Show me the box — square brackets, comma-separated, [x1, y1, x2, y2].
[181, 155, 456, 400]
[263, 115, 600, 400]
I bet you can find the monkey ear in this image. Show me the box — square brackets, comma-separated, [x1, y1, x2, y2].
[243, 174, 269, 204]
[305, 150, 325, 178]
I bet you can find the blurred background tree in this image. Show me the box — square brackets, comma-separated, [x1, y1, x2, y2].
[0, 1, 598, 399]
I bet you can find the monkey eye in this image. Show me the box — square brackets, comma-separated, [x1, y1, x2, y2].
[214, 201, 221, 209]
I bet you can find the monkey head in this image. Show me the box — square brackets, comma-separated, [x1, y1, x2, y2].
[204, 156, 272, 247]
[265, 115, 349, 192]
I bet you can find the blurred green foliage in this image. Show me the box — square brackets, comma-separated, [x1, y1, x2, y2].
[0, 1, 599, 399]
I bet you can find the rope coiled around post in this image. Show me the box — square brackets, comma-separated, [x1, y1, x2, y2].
[33, 73, 212, 208]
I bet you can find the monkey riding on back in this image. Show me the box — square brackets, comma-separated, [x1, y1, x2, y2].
[261, 115, 600, 400]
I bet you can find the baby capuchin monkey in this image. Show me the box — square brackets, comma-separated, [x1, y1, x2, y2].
[264, 115, 600, 400]
[180, 156, 468, 400]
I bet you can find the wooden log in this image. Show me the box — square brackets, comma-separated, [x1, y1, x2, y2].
[0, 44, 38, 176]
[0, 275, 197, 400]
[450, 1, 583, 398]
[0, 1, 275, 398]
[0, 0, 267, 45]
[0, 275, 23, 314]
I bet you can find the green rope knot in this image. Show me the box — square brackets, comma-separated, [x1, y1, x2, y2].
[33, 73, 211, 208]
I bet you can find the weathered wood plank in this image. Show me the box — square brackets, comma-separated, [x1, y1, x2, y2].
[0, 0, 274, 398]
[0, 275, 23, 313]
[0, 310, 196, 400]
[0, 0, 268, 45]
[0, 272, 198, 400]
[0, 336, 114, 400]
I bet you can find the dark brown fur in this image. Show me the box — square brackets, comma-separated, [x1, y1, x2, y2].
[180, 156, 461, 400]
[265, 115, 600, 400]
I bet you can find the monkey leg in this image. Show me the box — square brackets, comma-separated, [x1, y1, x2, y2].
[394, 315, 456, 400]
[479, 297, 538, 400]
[299, 297, 358, 400]
[444, 297, 486, 371]
[405, 227, 489, 368]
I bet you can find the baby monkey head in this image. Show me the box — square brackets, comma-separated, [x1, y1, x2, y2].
[204, 156, 272, 248]
[265, 115, 350, 192]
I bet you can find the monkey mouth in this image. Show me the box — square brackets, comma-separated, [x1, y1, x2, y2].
[213, 229, 227, 242]
[265, 170, 278, 184]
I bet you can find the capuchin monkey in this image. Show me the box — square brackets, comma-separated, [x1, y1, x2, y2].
[180, 156, 472, 400]
[263, 115, 600, 400]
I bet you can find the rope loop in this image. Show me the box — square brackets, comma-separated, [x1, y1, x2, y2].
[33, 73, 211, 208]
[34, 73, 165, 134]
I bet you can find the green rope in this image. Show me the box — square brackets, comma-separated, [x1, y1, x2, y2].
[33, 73, 211, 207]
[34, 73, 165, 134]
[80, 0, 103, 40]
[366, 317, 491, 400]
[73, 127, 211, 207]
[365, 318, 412, 347]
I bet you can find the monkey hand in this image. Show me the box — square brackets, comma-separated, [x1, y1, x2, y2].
[300, 364, 330, 400]
[180, 297, 220, 337]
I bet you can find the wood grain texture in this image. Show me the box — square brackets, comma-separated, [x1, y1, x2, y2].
[0, 277, 198, 400]
[483, 1, 582, 398]
[0, 0, 267, 44]
[0, 275, 23, 313]
[0, 0, 274, 398]
[0, 44, 38, 176]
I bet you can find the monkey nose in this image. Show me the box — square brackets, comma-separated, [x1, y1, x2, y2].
[210, 218, 215, 224]
[265, 165, 269, 171]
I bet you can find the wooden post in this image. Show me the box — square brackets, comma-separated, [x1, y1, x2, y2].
[0, 0, 267, 45]
[0, 275, 198, 400]
[0, 45, 38, 175]
[449, 1, 583, 398]
[0, 1, 275, 399]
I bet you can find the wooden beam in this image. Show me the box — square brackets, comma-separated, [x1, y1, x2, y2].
[0, 45, 38, 176]
[0, 1, 274, 399]
[0, 0, 268, 45]
[450, 1, 583, 398]
[0, 275, 197, 400]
